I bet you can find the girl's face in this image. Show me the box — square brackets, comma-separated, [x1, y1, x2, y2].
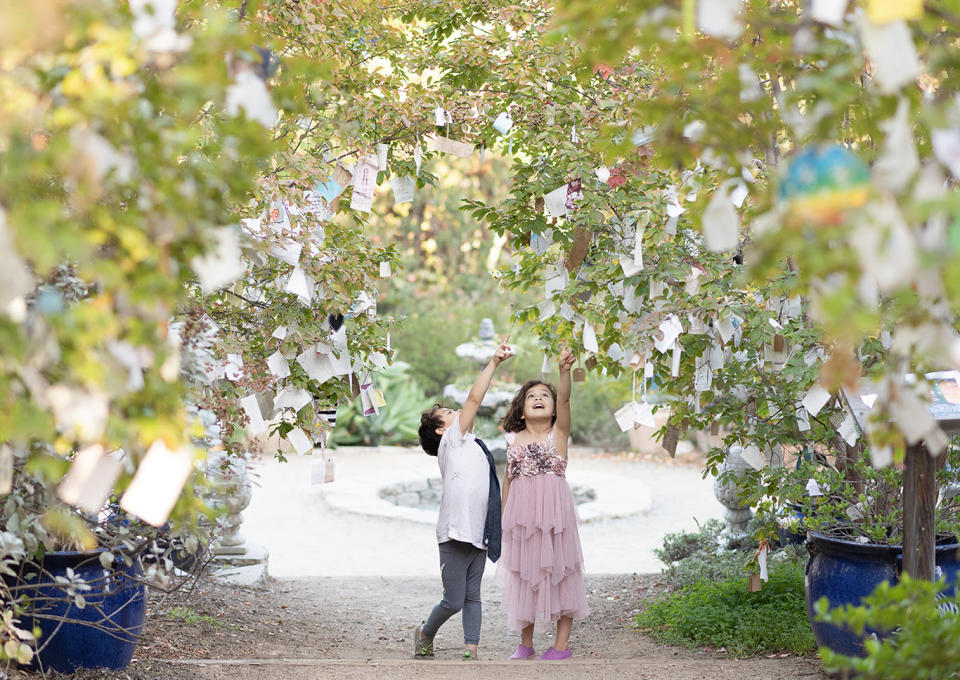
[522, 384, 555, 421]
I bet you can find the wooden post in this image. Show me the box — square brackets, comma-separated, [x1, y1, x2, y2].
[902, 442, 937, 580]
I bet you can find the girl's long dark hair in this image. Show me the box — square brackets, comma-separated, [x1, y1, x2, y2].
[500, 380, 558, 433]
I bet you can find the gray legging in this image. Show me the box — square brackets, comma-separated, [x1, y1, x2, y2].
[421, 540, 486, 645]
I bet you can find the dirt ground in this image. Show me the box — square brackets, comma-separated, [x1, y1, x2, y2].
[14, 570, 828, 680]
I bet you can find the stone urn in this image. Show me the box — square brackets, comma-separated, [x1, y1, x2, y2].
[712, 445, 753, 533]
[205, 450, 253, 555]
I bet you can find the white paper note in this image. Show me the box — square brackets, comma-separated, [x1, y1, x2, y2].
[58, 445, 122, 514]
[654, 315, 683, 353]
[838, 412, 859, 446]
[380, 261, 392, 277]
[266, 200, 290, 232]
[430, 135, 474, 158]
[797, 405, 811, 432]
[740, 444, 766, 470]
[273, 386, 313, 413]
[811, 0, 849, 26]
[296, 349, 335, 384]
[287, 427, 313, 455]
[583, 322, 599, 353]
[932, 129, 960, 180]
[493, 112, 513, 135]
[267, 351, 290, 379]
[874, 98, 918, 191]
[703, 185, 739, 252]
[389, 176, 415, 204]
[801, 383, 832, 417]
[859, 17, 921, 94]
[758, 545, 769, 581]
[270, 240, 303, 266]
[544, 185, 569, 218]
[697, 0, 743, 41]
[120, 440, 194, 527]
[239, 394, 267, 434]
[376, 143, 388, 171]
[286, 265, 312, 304]
[192, 227, 244, 294]
[806, 478, 824, 496]
[311, 456, 334, 484]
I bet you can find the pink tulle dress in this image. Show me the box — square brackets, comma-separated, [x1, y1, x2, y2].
[499, 429, 590, 631]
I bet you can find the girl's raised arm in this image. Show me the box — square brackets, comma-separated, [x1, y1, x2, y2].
[554, 346, 575, 456]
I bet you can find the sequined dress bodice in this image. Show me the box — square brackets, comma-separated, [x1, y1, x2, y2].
[506, 430, 567, 480]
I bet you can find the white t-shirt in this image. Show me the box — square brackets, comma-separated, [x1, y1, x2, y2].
[435, 414, 490, 550]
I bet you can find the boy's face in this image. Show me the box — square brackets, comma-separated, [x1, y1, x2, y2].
[434, 406, 459, 435]
[522, 383, 554, 420]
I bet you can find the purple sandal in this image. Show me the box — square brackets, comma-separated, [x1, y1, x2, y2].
[538, 646, 572, 660]
[509, 644, 536, 660]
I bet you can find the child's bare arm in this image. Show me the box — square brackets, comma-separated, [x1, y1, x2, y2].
[501, 467, 511, 515]
[460, 338, 513, 434]
[554, 346, 574, 454]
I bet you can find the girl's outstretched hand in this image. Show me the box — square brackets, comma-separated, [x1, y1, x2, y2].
[558, 345, 575, 371]
[493, 336, 514, 365]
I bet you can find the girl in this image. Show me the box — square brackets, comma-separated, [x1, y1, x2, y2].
[498, 347, 589, 660]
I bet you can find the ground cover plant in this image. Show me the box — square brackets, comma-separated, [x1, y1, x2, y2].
[635, 560, 815, 657]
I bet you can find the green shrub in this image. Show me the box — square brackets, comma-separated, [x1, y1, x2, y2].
[656, 518, 727, 564]
[816, 575, 960, 679]
[635, 562, 816, 657]
[332, 362, 432, 446]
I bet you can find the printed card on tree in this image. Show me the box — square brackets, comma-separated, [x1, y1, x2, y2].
[350, 155, 378, 213]
[58, 445, 122, 513]
[380, 261, 392, 277]
[267, 200, 290, 232]
[389, 176, 415, 204]
[120, 440, 194, 527]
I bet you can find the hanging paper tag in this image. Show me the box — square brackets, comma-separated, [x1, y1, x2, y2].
[376, 143, 388, 171]
[267, 350, 291, 379]
[287, 427, 313, 456]
[380, 261, 392, 277]
[493, 112, 513, 135]
[350, 154, 378, 213]
[389, 176, 415, 204]
[311, 455, 335, 484]
[573, 367, 585, 382]
[120, 440, 194, 527]
[57, 445, 122, 514]
[801, 383, 832, 417]
[0, 445, 11, 495]
[239, 394, 267, 434]
[582, 322, 599, 353]
[748, 573, 762, 592]
[740, 444, 766, 470]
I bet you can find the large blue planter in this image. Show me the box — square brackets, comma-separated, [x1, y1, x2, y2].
[805, 531, 960, 657]
[14, 550, 146, 673]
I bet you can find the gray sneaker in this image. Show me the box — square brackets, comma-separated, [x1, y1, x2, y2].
[413, 625, 434, 659]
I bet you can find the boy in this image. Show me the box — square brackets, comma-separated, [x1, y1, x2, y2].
[413, 337, 513, 661]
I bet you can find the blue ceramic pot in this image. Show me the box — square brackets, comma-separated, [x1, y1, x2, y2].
[805, 532, 960, 657]
[15, 550, 146, 672]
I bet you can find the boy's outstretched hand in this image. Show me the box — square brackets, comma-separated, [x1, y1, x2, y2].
[558, 345, 575, 371]
[493, 336, 514, 366]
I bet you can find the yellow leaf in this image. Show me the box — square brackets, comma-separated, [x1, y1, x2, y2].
[866, 0, 922, 24]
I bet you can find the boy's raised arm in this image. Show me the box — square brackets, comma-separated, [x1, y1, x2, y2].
[460, 337, 513, 434]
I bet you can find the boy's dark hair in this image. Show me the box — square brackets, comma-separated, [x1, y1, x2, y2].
[500, 380, 558, 433]
[419, 404, 444, 456]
